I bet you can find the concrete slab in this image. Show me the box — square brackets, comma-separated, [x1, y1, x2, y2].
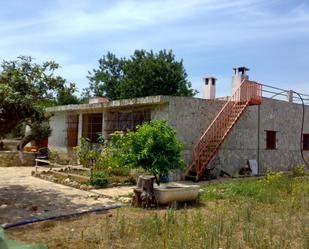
[0, 167, 118, 225]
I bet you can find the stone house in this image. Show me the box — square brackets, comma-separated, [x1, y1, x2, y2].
[45, 67, 309, 178]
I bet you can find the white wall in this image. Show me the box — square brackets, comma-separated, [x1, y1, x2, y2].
[48, 113, 68, 153]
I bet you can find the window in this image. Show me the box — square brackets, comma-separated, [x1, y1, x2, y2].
[303, 134, 309, 150]
[82, 113, 103, 143]
[104, 109, 151, 135]
[266, 130, 277, 150]
[67, 114, 79, 147]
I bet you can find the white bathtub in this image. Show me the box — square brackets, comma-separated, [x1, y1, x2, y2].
[154, 183, 200, 205]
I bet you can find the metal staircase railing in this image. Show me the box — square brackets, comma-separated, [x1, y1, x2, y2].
[186, 80, 262, 180]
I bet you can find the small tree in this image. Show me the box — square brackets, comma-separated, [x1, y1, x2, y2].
[0, 56, 79, 149]
[125, 120, 185, 185]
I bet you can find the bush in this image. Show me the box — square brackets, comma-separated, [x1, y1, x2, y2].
[292, 164, 306, 177]
[125, 120, 185, 185]
[74, 121, 185, 185]
[74, 137, 99, 168]
[90, 171, 109, 186]
[49, 149, 60, 163]
[97, 131, 131, 174]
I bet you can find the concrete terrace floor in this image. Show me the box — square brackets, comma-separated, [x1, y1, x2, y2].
[0, 167, 125, 225]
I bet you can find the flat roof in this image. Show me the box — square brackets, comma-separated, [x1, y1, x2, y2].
[45, 95, 170, 113]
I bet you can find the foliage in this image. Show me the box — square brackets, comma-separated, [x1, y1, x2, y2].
[0, 56, 79, 140]
[56, 84, 80, 105]
[124, 120, 185, 184]
[17, 121, 52, 150]
[30, 121, 52, 141]
[94, 131, 131, 176]
[292, 164, 306, 177]
[85, 49, 197, 100]
[74, 137, 99, 168]
[74, 121, 184, 185]
[6, 123, 25, 138]
[90, 171, 109, 186]
[48, 149, 60, 163]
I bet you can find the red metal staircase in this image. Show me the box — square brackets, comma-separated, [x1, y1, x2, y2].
[186, 80, 262, 180]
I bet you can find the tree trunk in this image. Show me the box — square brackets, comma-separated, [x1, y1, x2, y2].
[16, 133, 34, 165]
[17, 134, 33, 151]
[132, 175, 157, 208]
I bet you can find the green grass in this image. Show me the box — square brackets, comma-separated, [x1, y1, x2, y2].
[201, 172, 309, 204]
[7, 173, 309, 249]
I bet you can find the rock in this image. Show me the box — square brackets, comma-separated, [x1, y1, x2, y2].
[118, 197, 131, 204]
[71, 182, 80, 188]
[47, 175, 54, 181]
[31, 206, 38, 212]
[80, 185, 87, 190]
[0, 204, 7, 208]
[64, 178, 71, 184]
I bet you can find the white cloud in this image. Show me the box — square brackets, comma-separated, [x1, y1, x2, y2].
[1, 0, 309, 93]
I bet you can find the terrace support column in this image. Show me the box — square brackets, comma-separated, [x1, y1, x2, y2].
[77, 113, 83, 145]
[102, 112, 105, 138]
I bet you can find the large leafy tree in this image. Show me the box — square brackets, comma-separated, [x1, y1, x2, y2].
[0, 56, 79, 148]
[86, 49, 197, 99]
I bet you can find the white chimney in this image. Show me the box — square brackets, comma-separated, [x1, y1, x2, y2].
[232, 67, 249, 94]
[203, 77, 217, 99]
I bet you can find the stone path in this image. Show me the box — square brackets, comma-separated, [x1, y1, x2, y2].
[0, 167, 131, 225]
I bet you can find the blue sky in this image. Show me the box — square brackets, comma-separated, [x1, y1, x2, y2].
[0, 0, 309, 97]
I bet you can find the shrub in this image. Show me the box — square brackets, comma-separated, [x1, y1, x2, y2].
[90, 171, 109, 186]
[49, 149, 60, 163]
[97, 131, 130, 174]
[125, 120, 185, 185]
[264, 170, 285, 185]
[74, 137, 99, 168]
[292, 164, 306, 177]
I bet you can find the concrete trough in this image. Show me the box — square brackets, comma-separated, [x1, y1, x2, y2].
[154, 183, 200, 205]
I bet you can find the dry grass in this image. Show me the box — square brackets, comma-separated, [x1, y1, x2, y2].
[6, 174, 309, 249]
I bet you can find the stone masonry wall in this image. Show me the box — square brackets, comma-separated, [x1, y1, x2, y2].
[209, 97, 309, 174]
[151, 97, 225, 164]
[0, 151, 36, 166]
[47, 95, 309, 176]
[152, 96, 309, 176]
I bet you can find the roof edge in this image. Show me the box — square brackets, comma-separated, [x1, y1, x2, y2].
[45, 95, 170, 113]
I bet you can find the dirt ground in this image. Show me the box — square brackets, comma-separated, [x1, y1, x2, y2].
[0, 166, 236, 227]
[0, 167, 124, 225]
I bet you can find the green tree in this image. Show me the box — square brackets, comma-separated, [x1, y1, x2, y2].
[0, 56, 78, 148]
[86, 49, 197, 99]
[125, 120, 185, 185]
[86, 52, 124, 99]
